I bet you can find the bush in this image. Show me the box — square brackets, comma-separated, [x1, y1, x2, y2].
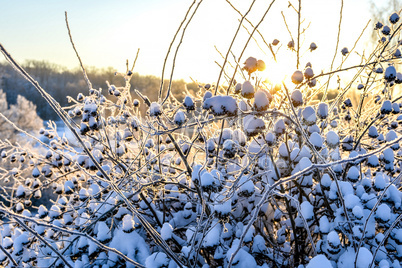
[0, 3, 402, 268]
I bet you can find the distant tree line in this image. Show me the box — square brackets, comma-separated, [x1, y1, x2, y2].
[0, 60, 199, 120]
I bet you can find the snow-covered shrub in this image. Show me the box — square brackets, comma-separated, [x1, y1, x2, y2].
[1, 3, 402, 268]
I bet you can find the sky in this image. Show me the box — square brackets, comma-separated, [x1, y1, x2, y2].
[0, 0, 387, 84]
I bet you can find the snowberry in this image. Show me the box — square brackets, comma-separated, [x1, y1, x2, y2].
[382, 25, 391, 35]
[304, 67, 314, 79]
[257, 59, 266, 72]
[288, 40, 295, 50]
[309, 42, 317, 51]
[384, 65, 397, 82]
[243, 57, 258, 75]
[375, 21, 383, 30]
[390, 13, 400, 24]
[291, 89, 303, 107]
[302, 106, 317, 126]
[291, 70, 304, 84]
[341, 47, 349, 56]
[253, 90, 270, 111]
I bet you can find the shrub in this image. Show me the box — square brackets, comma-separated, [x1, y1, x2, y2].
[0, 3, 402, 268]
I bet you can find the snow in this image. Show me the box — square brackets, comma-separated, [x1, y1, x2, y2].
[226, 240, 257, 268]
[355, 247, 373, 268]
[346, 166, 360, 182]
[367, 155, 379, 167]
[327, 231, 341, 248]
[241, 81, 255, 98]
[317, 102, 328, 119]
[382, 25, 391, 35]
[299, 157, 312, 171]
[321, 174, 332, 189]
[238, 175, 255, 197]
[381, 100, 393, 114]
[392, 102, 400, 113]
[382, 148, 394, 164]
[122, 214, 135, 233]
[375, 203, 391, 223]
[368, 126, 379, 138]
[233, 129, 246, 146]
[183, 95, 195, 110]
[174, 110, 186, 126]
[304, 67, 314, 79]
[390, 12, 400, 24]
[274, 119, 286, 135]
[301, 201, 314, 221]
[243, 57, 258, 74]
[386, 130, 399, 149]
[352, 206, 364, 220]
[291, 90, 303, 107]
[108, 227, 149, 267]
[150, 102, 162, 117]
[309, 132, 322, 149]
[203, 221, 221, 249]
[384, 66, 396, 82]
[3, 236, 13, 249]
[160, 222, 173, 241]
[306, 254, 332, 268]
[243, 115, 265, 136]
[16, 185, 26, 198]
[291, 70, 304, 84]
[302, 106, 317, 126]
[326, 131, 339, 148]
[203, 95, 238, 116]
[253, 90, 270, 111]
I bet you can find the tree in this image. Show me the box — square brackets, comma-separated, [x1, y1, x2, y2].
[0, 89, 43, 143]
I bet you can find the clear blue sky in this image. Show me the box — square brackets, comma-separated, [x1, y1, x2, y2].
[0, 0, 383, 83]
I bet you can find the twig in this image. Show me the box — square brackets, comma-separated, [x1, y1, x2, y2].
[65, 12, 92, 91]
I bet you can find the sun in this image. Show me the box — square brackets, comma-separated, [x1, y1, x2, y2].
[260, 52, 295, 87]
